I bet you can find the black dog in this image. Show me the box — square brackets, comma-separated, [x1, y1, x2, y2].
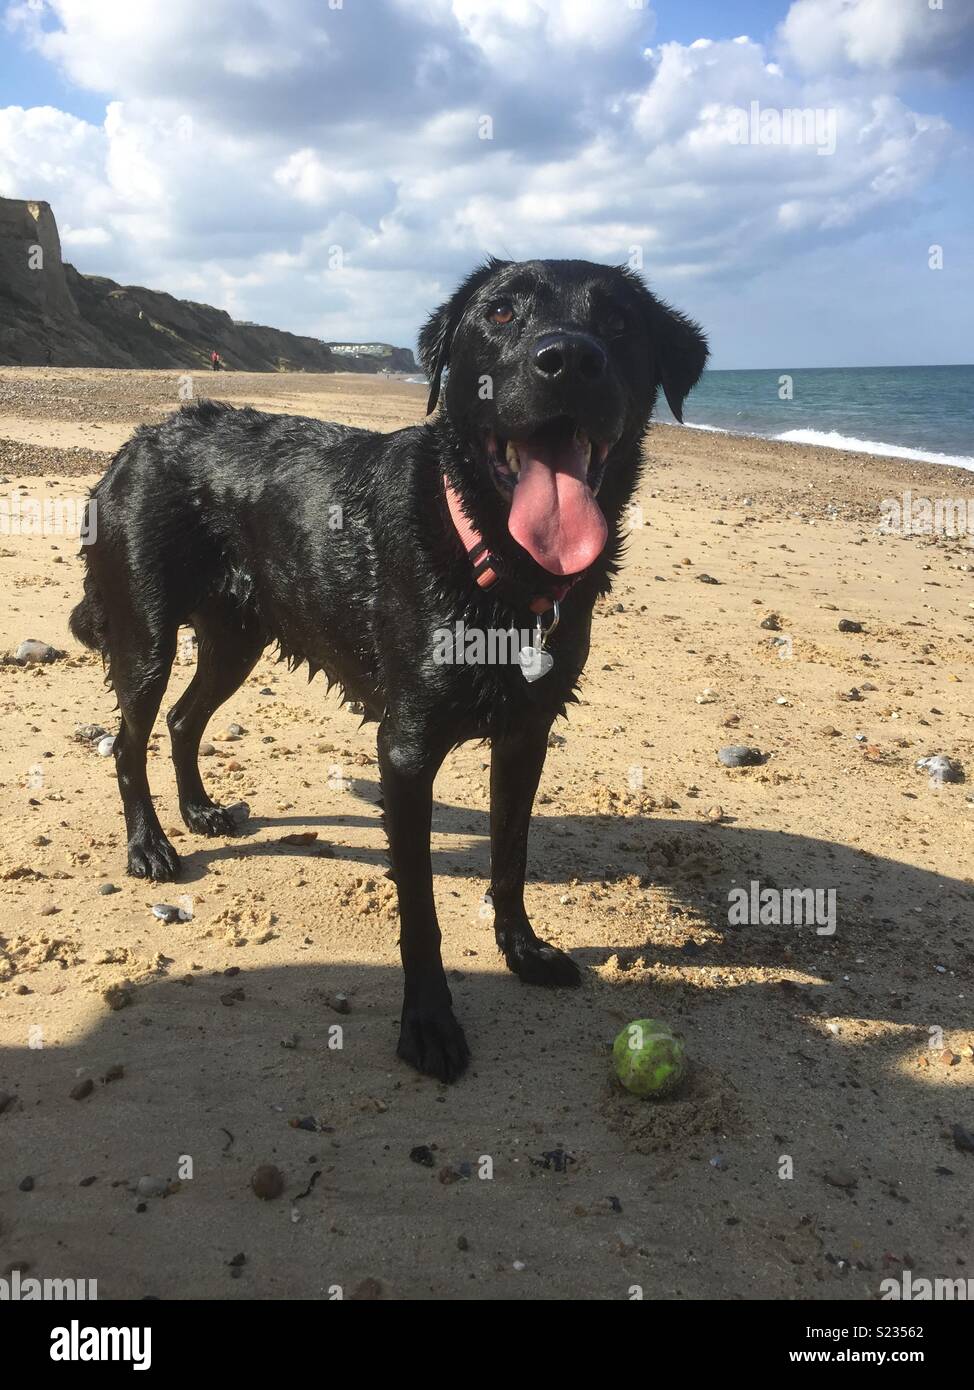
[70, 258, 706, 1082]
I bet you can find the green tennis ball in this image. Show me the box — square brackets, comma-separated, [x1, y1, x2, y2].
[613, 1019, 687, 1098]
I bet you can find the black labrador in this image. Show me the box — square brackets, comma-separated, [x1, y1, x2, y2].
[70, 258, 707, 1082]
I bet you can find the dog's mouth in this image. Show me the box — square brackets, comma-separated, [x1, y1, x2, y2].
[484, 416, 611, 576]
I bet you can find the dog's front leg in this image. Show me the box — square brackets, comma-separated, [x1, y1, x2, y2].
[378, 721, 471, 1082]
[489, 716, 582, 987]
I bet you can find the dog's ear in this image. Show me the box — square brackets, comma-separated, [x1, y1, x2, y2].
[419, 257, 510, 415]
[623, 269, 708, 423]
[647, 296, 708, 424]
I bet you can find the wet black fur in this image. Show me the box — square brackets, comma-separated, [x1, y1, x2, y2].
[70, 258, 707, 1082]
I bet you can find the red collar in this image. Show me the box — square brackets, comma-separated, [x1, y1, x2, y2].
[443, 476, 577, 615]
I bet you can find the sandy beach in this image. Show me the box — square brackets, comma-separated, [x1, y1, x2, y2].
[1, 367, 972, 1301]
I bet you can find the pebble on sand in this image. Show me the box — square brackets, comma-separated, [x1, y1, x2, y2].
[96, 735, 116, 757]
[251, 1164, 285, 1200]
[718, 745, 764, 768]
[152, 903, 191, 923]
[74, 724, 108, 744]
[136, 1176, 169, 1198]
[13, 639, 64, 664]
[916, 755, 963, 786]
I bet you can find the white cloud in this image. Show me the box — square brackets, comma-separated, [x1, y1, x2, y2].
[780, 0, 974, 76]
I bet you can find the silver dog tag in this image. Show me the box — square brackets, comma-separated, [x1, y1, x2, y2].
[518, 644, 554, 682]
[517, 602, 559, 683]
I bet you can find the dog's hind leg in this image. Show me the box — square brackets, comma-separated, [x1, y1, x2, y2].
[167, 598, 265, 836]
[489, 714, 582, 986]
[111, 629, 182, 882]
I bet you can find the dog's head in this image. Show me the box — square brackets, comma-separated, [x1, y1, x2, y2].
[419, 257, 707, 577]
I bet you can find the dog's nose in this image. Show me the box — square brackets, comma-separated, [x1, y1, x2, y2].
[531, 331, 607, 384]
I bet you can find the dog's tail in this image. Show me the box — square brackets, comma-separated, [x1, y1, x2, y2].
[69, 576, 108, 654]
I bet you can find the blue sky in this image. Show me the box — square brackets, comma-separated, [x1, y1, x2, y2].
[1, 0, 971, 368]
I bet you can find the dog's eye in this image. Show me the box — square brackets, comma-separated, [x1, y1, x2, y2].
[488, 301, 515, 325]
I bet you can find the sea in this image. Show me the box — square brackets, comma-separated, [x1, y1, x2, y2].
[657, 364, 973, 471]
[404, 364, 973, 470]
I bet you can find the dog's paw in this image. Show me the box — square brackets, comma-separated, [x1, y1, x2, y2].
[127, 833, 181, 882]
[182, 801, 237, 837]
[502, 935, 582, 987]
[397, 1003, 471, 1083]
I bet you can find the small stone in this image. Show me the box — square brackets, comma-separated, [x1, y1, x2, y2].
[103, 985, 132, 1012]
[99, 883, 118, 896]
[706, 805, 724, 823]
[718, 745, 763, 768]
[74, 724, 108, 744]
[329, 992, 350, 1014]
[838, 619, 864, 633]
[199, 742, 216, 756]
[19, 1175, 35, 1192]
[136, 1176, 169, 1198]
[697, 573, 720, 585]
[70, 1079, 94, 1101]
[952, 1123, 974, 1154]
[152, 903, 191, 923]
[916, 755, 963, 786]
[410, 1145, 435, 1168]
[225, 801, 250, 826]
[457, 1235, 470, 1252]
[15, 639, 63, 664]
[96, 735, 116, 757]
[251, 1164, 285, 1200]
[759, 613, 782, 631]
[824, 1166, 858, 1189]
[228, 723, 246, 736]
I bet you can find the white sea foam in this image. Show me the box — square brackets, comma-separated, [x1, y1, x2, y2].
[773, 428, 974, 471]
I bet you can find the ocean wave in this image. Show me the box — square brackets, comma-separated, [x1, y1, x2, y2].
[773, 429, 974, 471]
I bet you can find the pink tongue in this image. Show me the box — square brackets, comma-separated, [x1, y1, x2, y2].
[507, 434, 608, 576]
